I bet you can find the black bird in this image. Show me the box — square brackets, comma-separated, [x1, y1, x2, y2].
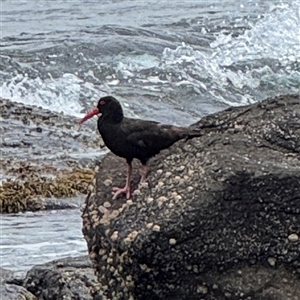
[79, 96, 201, 199]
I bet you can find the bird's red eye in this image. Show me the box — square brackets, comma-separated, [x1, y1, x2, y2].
[100, 100, 105, 105]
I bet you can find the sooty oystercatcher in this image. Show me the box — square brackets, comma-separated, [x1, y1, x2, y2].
[79, 96, 202, 199]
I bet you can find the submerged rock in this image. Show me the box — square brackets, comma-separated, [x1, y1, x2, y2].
[0, 97, 105, 213]
[0, 168, 95, 213]
[22, 256, 101, 300]
[0, 256, 100, 300]
[0, 284, 36, 300]
[0, 268, 36, 300]
[81, 94, 300, 299]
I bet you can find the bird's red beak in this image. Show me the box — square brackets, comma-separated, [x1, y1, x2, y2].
[79, 107, 100, 124]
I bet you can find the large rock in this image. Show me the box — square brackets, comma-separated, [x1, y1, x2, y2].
[22, 256, 102, 299]
[82, 94, 300, 299]
[0, 284, 36, 300]
[0, 268, 36, 300]
[1, 256, 102, 300]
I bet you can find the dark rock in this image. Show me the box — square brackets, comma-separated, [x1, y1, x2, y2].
[0, 257, 102, 300]
[22, 256, 102, 300]
[0, 96, 104, 214]
[0, 284, 37, 300]
[15, 197, 83, 212]
[0, 268, 35, 300]
[81, 94, 300, 299]
[2, 139, 22, 148]
[0, 268, 24, 285]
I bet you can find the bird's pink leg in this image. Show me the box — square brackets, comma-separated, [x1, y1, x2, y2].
[139, 164, 148, 183]
[112, 163, 132, 199]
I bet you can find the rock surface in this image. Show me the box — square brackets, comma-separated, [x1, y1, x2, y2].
[0, 167, 95, 213]
[0, 256, 101, 300]
[82, 94, 300, 299]
[0, 97, 105, 213]
[0, 268, 36, 300]
[22, 256, 101, 300]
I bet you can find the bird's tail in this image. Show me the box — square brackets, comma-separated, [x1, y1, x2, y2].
[169, 126, 203, 140]
[159, 124, 203, 142]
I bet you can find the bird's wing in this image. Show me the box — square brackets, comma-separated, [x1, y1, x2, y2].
[122, 118, 186, 150]
[121, 119, 159, 148]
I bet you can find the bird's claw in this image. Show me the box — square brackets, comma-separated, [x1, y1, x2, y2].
[112, 186, 131, 199]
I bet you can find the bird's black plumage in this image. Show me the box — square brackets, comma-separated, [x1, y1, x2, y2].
[79, 96, 201, 199]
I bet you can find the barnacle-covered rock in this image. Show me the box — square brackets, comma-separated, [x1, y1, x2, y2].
[82, 94, 300, 300]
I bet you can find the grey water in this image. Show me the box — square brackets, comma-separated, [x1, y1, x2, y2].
[1, 0, 299, 272]
[0, 206, 87, 273]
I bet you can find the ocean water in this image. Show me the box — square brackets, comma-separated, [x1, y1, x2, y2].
[1, 0, 299, 125]
[0, 207, 87, 273]
[0, 0, 299, 272]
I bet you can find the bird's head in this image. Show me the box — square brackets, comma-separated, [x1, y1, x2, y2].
[79, 96, 124, 124]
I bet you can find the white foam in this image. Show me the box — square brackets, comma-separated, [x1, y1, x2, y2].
[1, 1, 299, 118]
[211, 2, 300, 63]
[157, 1, 300, 106]
[1, 73, 86, 117]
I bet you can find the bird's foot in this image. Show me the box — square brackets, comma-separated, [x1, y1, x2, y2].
[139, 165, 148, 183]
[112, 186, 131, 200]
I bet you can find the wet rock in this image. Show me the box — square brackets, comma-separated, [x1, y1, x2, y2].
[22, 256, 101, 300]
[2, 139, 22, 148]
[82, 94, 300, 299]
[21, 139, 33, 146]
[0, 167, 95, 213]
[0, 268, 23, 285]
[0, 284, 37, 300]
[0, 96, 104, 188]
[0, 96, 104, 214]
[0, 268, 35, 300]
[0, 256, 101, 300]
